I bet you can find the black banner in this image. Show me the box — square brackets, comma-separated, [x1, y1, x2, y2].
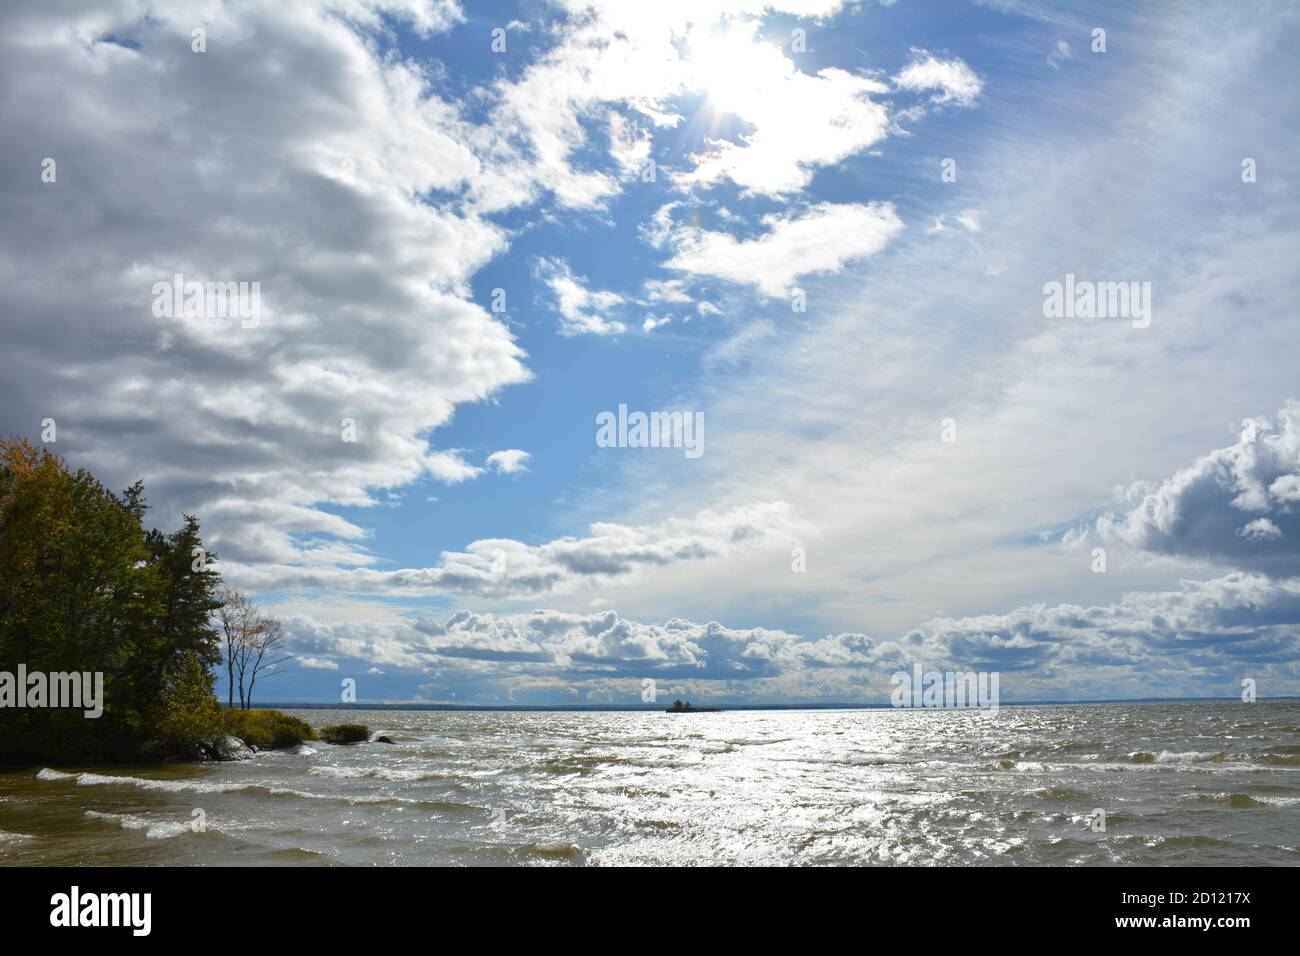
[0, 865, 1283, 941]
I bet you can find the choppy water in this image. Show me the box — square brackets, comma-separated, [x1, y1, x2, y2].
[2, 702, 1298, 866]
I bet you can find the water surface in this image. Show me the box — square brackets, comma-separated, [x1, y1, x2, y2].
[2, 702, 1297, 866]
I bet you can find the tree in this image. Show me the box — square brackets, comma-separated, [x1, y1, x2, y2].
[214, 590, 291, 709]
[244, 616, 291, 709]
[0, 438, 224, 762]
[215, 588, 257, 708]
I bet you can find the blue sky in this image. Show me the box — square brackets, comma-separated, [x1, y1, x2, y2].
[1, 0, 1297, 705]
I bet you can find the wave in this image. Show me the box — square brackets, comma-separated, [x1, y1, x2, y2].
[1261, 752, 1300, 766]
[520, 841, 584, 862]
[829, 755, 906, 767]
[38, 768, 450, 808]
[261, 743, 317, 756]
[262, 846, 330, 862]
[722, 737, 796, 747]
[38, 768, 252, 794]
[257, 785, 479, 812]
[1190, 792, 1269, 808]
[1139, 834, 1237, 849]
[1156, 750, 1227, 763]
[1031, 786, 1091, 802]
[1193, 791, 1300, 808]
[84, 810, 192, 840]
[308, 765, 447, 782]
[0, 830, 34, 845]
[991, 760, 1046, 771]
[1122, 751, 1231, 764]
[532, 753, 651, 773]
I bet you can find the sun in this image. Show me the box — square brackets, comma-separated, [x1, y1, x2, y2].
[685, 21, 786, 122]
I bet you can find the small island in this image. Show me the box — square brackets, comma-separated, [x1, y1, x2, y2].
[665, 699, 721, 713]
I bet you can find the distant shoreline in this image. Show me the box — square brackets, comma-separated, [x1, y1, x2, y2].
[256, 697, 1300, 713]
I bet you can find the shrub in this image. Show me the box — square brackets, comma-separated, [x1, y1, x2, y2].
[319, 723, 370, 744]
[222, 708, 317, 750]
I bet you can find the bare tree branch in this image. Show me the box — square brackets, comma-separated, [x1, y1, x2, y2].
[214, 587, 258, 709]
[245, 616, 292, 709]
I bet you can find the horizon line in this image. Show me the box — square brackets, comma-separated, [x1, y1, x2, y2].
[245, 695, 1299, 713]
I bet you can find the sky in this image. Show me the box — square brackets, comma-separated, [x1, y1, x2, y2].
[1, 0, 1297, 706]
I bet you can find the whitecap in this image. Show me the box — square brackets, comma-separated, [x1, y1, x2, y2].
[85, 810, 190, 840]
[40, 768, 253, 794]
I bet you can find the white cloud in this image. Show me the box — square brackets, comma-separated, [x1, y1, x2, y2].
[223, 502, 806, 599]
[486, 449, 531, 474]
[279, 569, 1299, 701]
[894, 571, 1300, 698]
[476, 2, 888, 207]
[674, 21, 891, 196]
[892, 50, 982, 107]
[297, 656, 341, 670]
[0, 1, 528, 571]
[641, 278, 693, 304]
[661, 202, 904, 296]
[581, 2, 1300, 656]
[1047, 40, 1073, 69]
[608, 112, 653, 175]
[1097, 403, 1300, 576]
[928, 208, 983, 234]
[1239, 517, 1282, 541]
[533, 257, 627, 335]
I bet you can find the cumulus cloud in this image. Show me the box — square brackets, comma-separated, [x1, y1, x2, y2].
[284, 607, 801, 689]
[279, 570, 1299, 702]
[641, 278, 693, 305]
[533, 257, 627, 335]
[0, 0, 982, 625]
[0, 1, 528, 570]
[1096, 403, 1300, 576]
[297, 656, 341, 671]
[223, 501, 806, 598]
[1239, 518, 1281, 541]
[674, 21, 891, 196]
[894, 572, 1300, 697]
[476, 1, 913, 206]
[608, 112, 653, 176]
[466, 1, 695, 210]
[892, 50, 982, 107]
[660, 202, 904, 296]
[486, 449, 531, 474]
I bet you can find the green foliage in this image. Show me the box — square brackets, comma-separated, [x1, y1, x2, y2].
[151, 654, 226, 760]
[319, 723, 370, 744]
[221, 708, 317, 750]
[0, 438, 224, 763]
